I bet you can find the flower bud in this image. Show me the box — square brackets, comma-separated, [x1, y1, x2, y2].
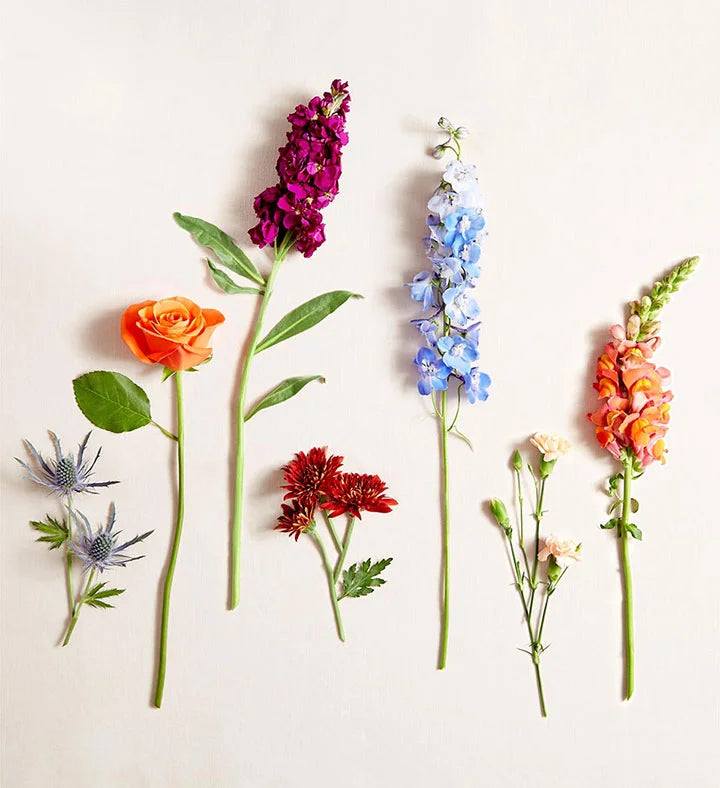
[454, 126, 469, 139]
[489, 498, 510, 528]
[626, 313, 640, 340]
[437, 117, 453, 131]
[643, 320, 661, 338]
[512, 450, 522, 471]
[431, 145, 446, 159]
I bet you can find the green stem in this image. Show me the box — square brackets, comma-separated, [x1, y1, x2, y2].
[533, 657, 548, 718]
[439, 388, 450, 670]
[333, 517, 356, 583]
[528, 478, 546, 617]
[151, 420, 178, 441]
[322, 509, 342, 554]
[154, 371, 185, 708]
[230, 246, 284, 610]
[619, 460, 635, 700]
[65, 494, 76, 617]
[515, 469, 532, 582]
[313, 531, 345, 642]
[62, 569, 95, 646]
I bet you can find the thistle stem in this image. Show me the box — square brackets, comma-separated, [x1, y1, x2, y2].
[231, 247, 284, 610]
[313, 531, 345, 642]
[439, 388, 450, 670]
[619, 460, 635, 700]
[62, 569, 95, 646]
[154, 371, 185, 708]
[65, 493, 76, 617]
[333, 517, 356, 583]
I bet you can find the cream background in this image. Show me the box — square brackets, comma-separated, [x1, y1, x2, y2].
[2, 1, 719, 786]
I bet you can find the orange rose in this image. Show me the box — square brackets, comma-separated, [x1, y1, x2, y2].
[121, 297, 225, 371]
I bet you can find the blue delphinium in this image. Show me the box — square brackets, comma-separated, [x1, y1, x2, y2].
[407, 118, 492, 671]
[16, 431, 119, 497]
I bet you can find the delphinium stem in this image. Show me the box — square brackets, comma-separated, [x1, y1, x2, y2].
[619, 459, 635, 700]
[439, 388, 450, 670]
[154, 371, 185, 708]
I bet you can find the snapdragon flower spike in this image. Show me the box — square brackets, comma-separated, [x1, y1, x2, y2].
[16, 431, 119, 497]
[71, 504, 152, 573]
[407, 136, 490, 402]
[249, 79, 351, 258]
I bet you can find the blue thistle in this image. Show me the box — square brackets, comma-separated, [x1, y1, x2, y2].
[16, 431, 119, 496]
[71, 504, 152, 573]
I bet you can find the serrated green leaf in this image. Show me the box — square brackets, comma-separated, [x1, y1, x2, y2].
[245, 375, 325, 421]
[626, 523, 643, 541]
[30, 516, 69, 550]
[73, 371, 151, 433]
[255, 291, 362, 354]
[173, 213, 265, 286]
[84, 582, 125, 609]
[207, 259, 264, 295]
[339, 557, 393, 599]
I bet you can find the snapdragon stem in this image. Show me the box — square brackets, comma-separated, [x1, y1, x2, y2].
[312, 531, 345, 642]
[619, 460, 635, 700]
[439, 388, 450, 670]
[62, 569, 95, 646]
[154, 371, 185, 708]
[231, 243, 286, 610]
[333, 517, 356, 583]
[65, 493, 76, 617]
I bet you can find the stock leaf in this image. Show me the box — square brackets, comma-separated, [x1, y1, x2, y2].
[339, 557, 393, 599]
[30, 516, 68, 550]
[207, 259, 264, 295]
[73, 371, 151, 433]
[173, 213, 265, 286]
[600, 518, 619, 530]
[84, 582, 125, 609]
[626, 523, 643, 540]
[631, 498, 640, 513]
[245, 375, 325, 421]
[255, 291, 362, 353]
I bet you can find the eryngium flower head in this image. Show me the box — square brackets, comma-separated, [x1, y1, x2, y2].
[281, 446, 344, 504]
[321, 473, 398, 520]
[275, 500, 317, 541]
[16, 431, 119, 497]
[71, 504, 152, 572]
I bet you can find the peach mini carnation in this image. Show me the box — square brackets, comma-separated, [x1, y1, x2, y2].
[530, 432, 571, 461]
[538, 534, 582, 567]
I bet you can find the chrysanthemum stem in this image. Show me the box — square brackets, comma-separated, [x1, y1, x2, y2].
[322, 509, 342, 554]
[439, 389, 450, 670]
[62, 569, 94, 646]
[333, 517, 356, 583]
[312, 531, 345, 642]
[154, 371, 185, 708]
[231, 246, 285, 610]
[65, 493, 76, 617]
[619, 459, 635, 700]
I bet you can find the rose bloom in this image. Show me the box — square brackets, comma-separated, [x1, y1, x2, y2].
[538, 534, 582, 567]
[121, 297, 224, 372]
[530, 432, 571, 461]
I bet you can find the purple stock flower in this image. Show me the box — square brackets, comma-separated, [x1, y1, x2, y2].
[414, 347, 451, 395]
[249, 79, 350, 258]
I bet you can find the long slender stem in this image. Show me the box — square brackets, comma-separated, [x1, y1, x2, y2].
[333, 517, 356, 583]
[619, 460, 635, 700]
[439, 388, 450, 670]
[515, 469, 532, 582]
[65, 493, 76, 617]
[313, 531, 345, 642]
[533, 659, 548, 718]
[230, 248, 284, 610]
[154, 371, 185, 708]
[62, 569, 95, 646]
[528, 478, 546, 617]
[322, 509, 342, 554]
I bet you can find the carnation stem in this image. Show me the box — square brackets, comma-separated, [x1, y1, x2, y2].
[439, 389, 450, 670]
[533, 659, 548, 718]
[333, 517, 356, 582]
[154, 371, 185, 708]
[514, 468, 533, 582]
[619, 460, 635, 700]
[62, 569, 95, 646]
[313, 531, 345, 642]
[528, 478, 546, 617]
[65, 493, 76, 617]
[231, 245, 285, 610]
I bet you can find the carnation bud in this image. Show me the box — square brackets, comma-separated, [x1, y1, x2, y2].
[489, 498, 510, 528]
[437, 117, 453, 131]
[626, 314, 640, 340]
[539, 457, 556, 478]
[431, 145, 446, 159]
[512, 450, 522, 471]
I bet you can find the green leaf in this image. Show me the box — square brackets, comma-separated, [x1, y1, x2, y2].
[73, 371, 151, 433]
[630, 498, 639, 513]
[30, 516, 68, 550]
[84, 582, 125, 609]
[626, 523, 643, 541]
[600, 518, 619, 530]
[173, 213, 265, 286]
[255, 290, 362, 354]
[207, 259, 264, 295]
[245, 375, 325, 421]
[339, 557, 393, 599]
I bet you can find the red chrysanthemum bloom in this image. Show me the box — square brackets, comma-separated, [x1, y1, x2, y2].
[275, 500, 317, 541]
[281, 447, 344, 504]
[321, 473, 398, 519]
